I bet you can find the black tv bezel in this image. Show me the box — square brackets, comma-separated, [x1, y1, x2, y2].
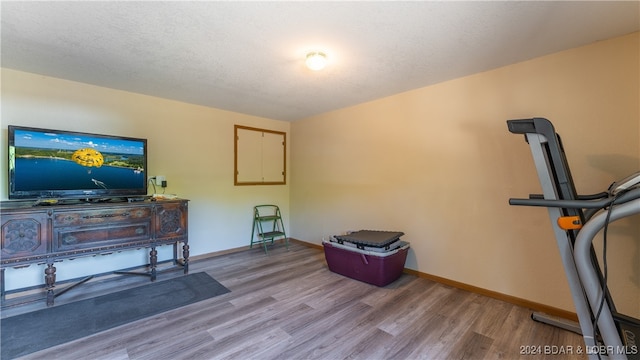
[8, 125, 148, 200]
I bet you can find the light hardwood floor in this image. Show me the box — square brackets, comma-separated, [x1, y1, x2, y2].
[2, 241, 587, 360]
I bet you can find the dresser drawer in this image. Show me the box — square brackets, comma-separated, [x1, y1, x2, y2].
[53, 206, 152, 227]
[54, 222, 152, 252]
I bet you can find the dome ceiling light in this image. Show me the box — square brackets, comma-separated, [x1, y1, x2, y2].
[305, 51, 327, 71]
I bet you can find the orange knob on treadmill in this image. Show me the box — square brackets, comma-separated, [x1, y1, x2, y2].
[558, 216, 582, 230]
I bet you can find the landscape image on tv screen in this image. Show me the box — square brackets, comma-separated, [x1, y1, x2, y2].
[9, 127, 146, 199]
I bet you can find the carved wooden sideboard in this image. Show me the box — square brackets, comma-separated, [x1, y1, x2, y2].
[0, 198, 189, 306]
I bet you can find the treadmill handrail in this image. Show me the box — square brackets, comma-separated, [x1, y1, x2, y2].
[573, 199, 640, 358]
[509, 187, 640, 209]
[528, 192, 610, 200]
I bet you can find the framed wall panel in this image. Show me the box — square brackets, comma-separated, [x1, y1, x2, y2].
[234, 125, 286, 185]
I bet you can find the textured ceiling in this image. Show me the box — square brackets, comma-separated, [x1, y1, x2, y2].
[1, 1, 639, 121]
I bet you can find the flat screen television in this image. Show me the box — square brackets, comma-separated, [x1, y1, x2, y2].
[8, 125, 148, 201]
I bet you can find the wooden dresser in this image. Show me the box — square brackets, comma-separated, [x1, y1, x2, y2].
[0, 198, 189, 306]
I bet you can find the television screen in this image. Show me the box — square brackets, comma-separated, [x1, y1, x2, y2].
[8, 125, 147, 200]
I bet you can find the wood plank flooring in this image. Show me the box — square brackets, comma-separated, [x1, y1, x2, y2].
[2, 242, 587, 359]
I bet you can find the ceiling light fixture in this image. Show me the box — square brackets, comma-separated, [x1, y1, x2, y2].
[305, 52, 327, 71]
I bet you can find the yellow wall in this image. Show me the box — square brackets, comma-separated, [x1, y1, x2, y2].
[0, 69, 290, 290]
[290, 32, 639, 315]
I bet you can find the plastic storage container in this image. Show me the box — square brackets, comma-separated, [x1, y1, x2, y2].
[323, 240, 409, 286]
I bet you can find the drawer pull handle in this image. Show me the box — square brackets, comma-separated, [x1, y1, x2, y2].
[82, 212, 130, 219]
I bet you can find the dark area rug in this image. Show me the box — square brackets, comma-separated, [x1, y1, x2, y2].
[1, 272, 230, 359]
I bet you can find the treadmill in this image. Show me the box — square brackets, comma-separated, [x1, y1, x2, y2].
[507, 117, 640, 360]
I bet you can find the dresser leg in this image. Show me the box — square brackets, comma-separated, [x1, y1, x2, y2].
[182, 243, 190, 274]
[1, 268, 5, 304]
[45, 263, 56, 306]
[149, 247, 157, 281]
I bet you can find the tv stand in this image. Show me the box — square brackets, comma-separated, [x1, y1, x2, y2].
[0, 198, 189, 306]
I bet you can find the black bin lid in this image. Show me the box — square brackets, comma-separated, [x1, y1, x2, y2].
[334, 230, 404, 247]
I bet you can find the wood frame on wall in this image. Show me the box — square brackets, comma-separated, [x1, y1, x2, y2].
[234, 125, 286, 185]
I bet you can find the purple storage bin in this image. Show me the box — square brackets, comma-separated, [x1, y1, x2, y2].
[323, 240, 409, 287]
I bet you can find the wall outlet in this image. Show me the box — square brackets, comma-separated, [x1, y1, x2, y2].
[155, 175, 166, 186]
